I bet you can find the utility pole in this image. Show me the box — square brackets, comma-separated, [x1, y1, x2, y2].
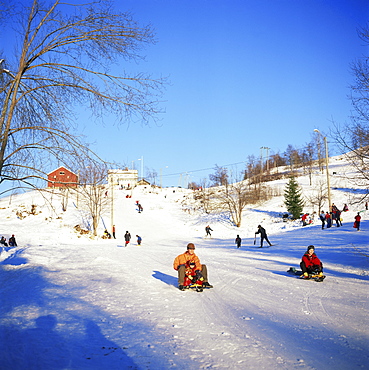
[314, 130, 332, 211]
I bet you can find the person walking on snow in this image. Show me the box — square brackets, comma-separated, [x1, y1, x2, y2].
[325, 212, 332, 228]
[235, 235, 241, 248]
[205, 225, 213, 237]
[124, 231, 131, 246]
[354, 213, 361, 231]
[136, 235, 142, 245]
[112, 225, 116, 239]
[173, 243, 213, 291]
[335, 209, 342, 227]
[300, 245, 324, 279]
[319, 211, 326, 229]
[255, 225, 272, 248]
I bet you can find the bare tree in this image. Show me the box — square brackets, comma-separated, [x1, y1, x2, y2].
[212, 170, 271, 227]
[0, 0, 164, 193]
[244, 155, 260, 184]
[332, 24, 369, 200]
[301, 141, 315, 185]
[77, 161, 110, 236]
[146, 168, 158, 186]
[313, 132, 324, 172]
[220, 180, 250, 227]
[197, 178, 216, 214]
[209, 165, 228, 187]
[306, 179, 328, 214]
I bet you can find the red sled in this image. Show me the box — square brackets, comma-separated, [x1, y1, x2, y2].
[353, 222, 357, 228]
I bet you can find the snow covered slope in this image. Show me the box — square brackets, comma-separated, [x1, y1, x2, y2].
[0, 159, 368, 369]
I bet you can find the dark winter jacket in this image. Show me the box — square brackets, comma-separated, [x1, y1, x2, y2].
[8, 236, 17, 246]
[255, 226, 267, 238]
[301, 252, 322, 269]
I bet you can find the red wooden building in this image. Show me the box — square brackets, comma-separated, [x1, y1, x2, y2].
[47, 167, 78, 188]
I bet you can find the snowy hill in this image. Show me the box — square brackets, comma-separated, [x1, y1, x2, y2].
[0, 154, 368, 369]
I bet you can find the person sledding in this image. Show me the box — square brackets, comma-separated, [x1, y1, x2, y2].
[173, 243, 213, 291]
[300, 245, 324, 280]
[183, 261, 205, 291]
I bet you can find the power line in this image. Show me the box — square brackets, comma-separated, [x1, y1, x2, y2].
[161, 161, 246, 178]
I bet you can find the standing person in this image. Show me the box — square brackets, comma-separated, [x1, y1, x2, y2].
[173, 243, 213, 291]
[255, 225, 272, 248]
[136, 235, 142, 245]
[300, 245, 324, 279]
[235, 235, 242, 248]
[124, 231, 131, 246]
[343, 204, 349, 212]
[325, 212, 332, 228]
[335, 209, 342, 227]
[354, 213, 361, 231]
[205, 225, 213, 237]
[365, 202, 368, 211]
[319, 210, 326, 229]
[112, 225, 116, 239]
[8, 234, 17, 246]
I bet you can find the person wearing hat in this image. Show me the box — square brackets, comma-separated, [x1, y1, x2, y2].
[300, 245, 324, 278]
[255, 225, 272, 247]
[173, 243, 213, 290]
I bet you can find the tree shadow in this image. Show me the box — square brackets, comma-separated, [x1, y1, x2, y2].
[0, 315, 139, 370]
[0, 247, 29, 265]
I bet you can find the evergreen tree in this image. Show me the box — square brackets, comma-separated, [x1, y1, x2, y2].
[284, 177, 304, 219]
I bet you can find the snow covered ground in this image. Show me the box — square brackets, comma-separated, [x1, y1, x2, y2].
[0, 158, 368, 369]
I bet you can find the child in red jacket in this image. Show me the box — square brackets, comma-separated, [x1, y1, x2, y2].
[300, 245, 324, 278]
[183, 261, 204, 289]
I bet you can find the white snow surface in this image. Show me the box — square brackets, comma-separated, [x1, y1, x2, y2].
[0, 157, 368, 369]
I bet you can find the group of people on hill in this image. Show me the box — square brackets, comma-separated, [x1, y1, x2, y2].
[319, 204, 343, 229]
[0, 235, 17, 247]
[206, 225, 273, 249]
[180, 203, 365, 290]
[316, 203, 365, 231]
[103, 226, 142, 245]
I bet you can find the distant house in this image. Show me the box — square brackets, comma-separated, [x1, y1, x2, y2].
[47, 167, 78, 188]
[137, 179, 150, 186]
[108, 168, 139, 189]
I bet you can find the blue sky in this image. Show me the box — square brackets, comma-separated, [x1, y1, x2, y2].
[79, 0, 368, 187]
[9, 0, 369, 188]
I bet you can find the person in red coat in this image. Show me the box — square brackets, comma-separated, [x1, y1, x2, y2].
[183, 261, 204, 288]
[354, 213, 361, 231]
[300, 245, 323, 278]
